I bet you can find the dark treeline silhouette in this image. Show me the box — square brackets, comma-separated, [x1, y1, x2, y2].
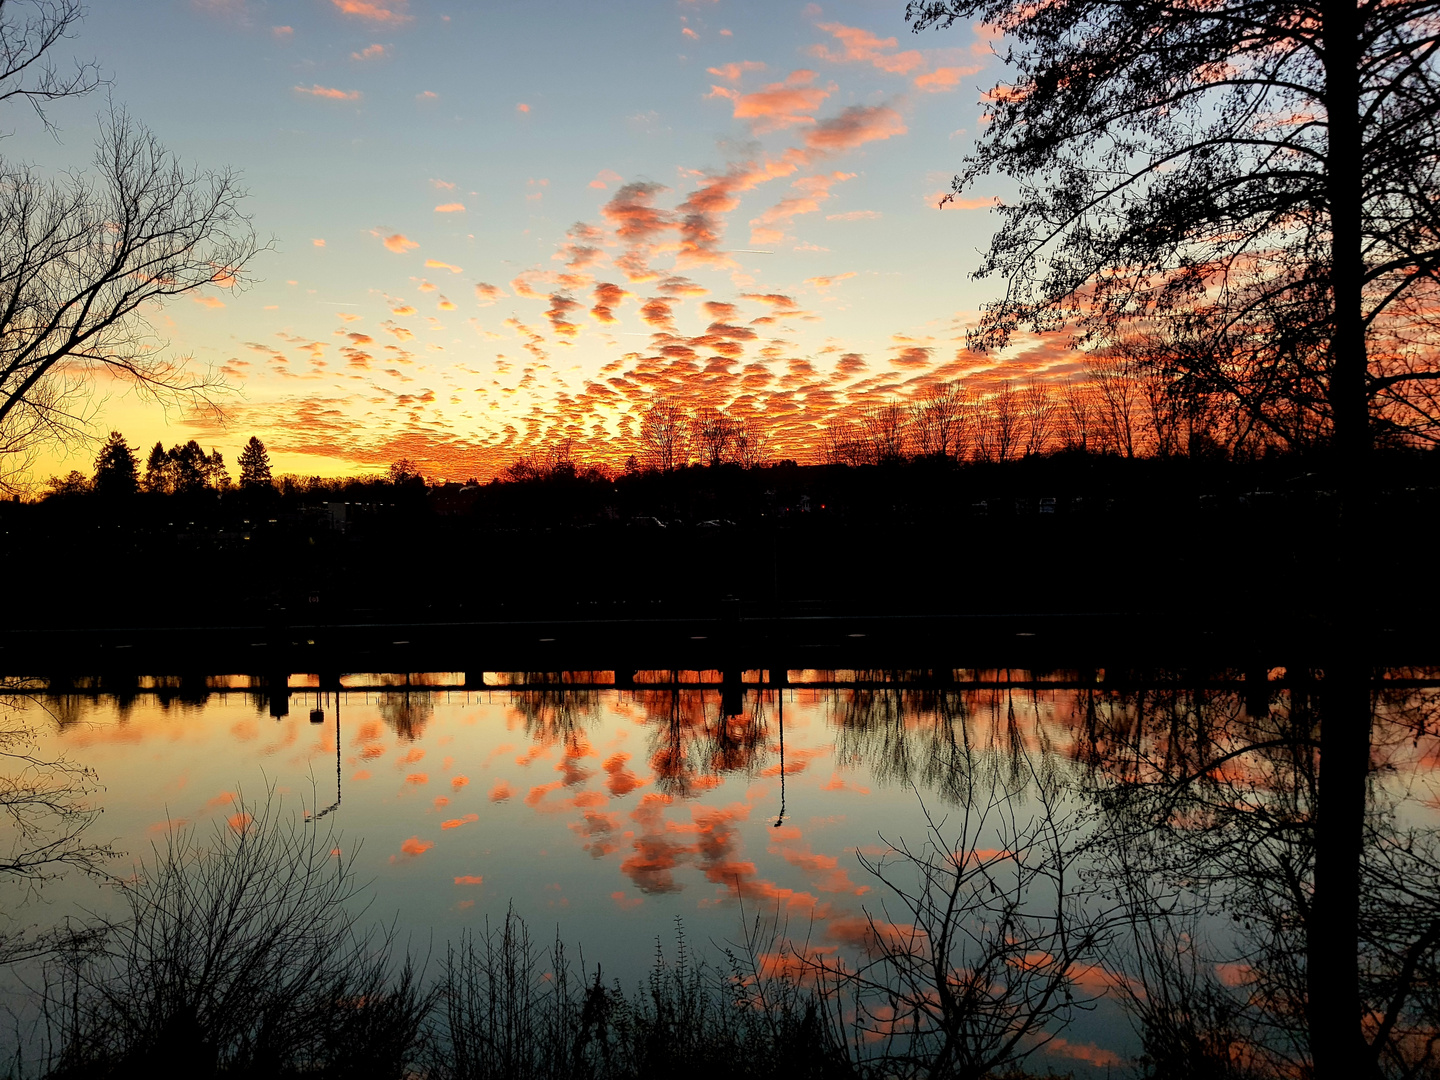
[8, 429, 1440, 630]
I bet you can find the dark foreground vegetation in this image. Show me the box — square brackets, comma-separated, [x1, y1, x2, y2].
[6, 784, 1100, 1080]
[10, 436, 1440, 630]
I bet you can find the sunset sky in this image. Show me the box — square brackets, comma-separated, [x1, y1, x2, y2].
[20, 0, 1075, 482]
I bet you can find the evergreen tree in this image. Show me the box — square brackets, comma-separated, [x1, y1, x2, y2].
[92, 431, 138, 497]
[238, 436, 273, 489]
[143, 441, 170, 494]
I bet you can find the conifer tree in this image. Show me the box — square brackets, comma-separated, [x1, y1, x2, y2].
[238, 436, 273, 489]
[92, 432, 138, 497]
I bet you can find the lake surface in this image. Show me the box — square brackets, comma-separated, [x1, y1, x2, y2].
[5, 668, 1440, 1075]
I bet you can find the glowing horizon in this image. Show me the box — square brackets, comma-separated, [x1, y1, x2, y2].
[15, 0, 1081, 486]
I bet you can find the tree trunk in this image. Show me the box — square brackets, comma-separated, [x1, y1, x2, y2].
[1310, 3, 1373, 1076]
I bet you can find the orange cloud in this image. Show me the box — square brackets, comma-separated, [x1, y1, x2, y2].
[490, 779, 514, 802]
[544, 293, 583, 337]
[589, 168, 623, 190]
[441, 813, 480, 830]
[707, 60, 766, 81]
[804, 105, 907, 151]
[516, 102, 531, 113]
[749, 170, 854, 244]
[425, 258, 463, 273]
[434, 202, 465, 213]
[332, 0, 411, 24]
[914, 64, 981, 92]
[294, 84, 362, 101]
[805, 271, 856, 289]
[451, 774, 469, 789]
[455, 874, 484, 885]
[398, 836, 433, 856]
[810, 22, 926, 74]
[709, 69, 831, 133]
[381, 233, 419, 253]
[351, 43, 387, 60]
[682, 26, 699, 39]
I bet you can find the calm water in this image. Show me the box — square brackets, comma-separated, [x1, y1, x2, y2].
[6, 669, 1440, 1074]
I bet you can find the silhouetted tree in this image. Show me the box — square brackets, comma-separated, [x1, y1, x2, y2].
[388, 459, 423, 487]
[43, 469, 88, 496]
[639, 398, 690, 474]
[1020, 380, 1056, 457]
[237, 435, 272, 489]
[864, 400, 909, 463]
[1059, 379, 1094, 452]
[992, 380, 1020, 462]
[143, 440, 227, 494]
[691, 407, 738, 467]
[910, 381, 967, 460]
[0, 106, 257, 491]
[732, 418, 771, 469]
[1089, 354, 1141, 458]
[92, 430, 138, 497]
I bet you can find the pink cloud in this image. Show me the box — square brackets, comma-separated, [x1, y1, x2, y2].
[915, 64, 982, 92]
[272, 25, 293, 38]
[708, 69, 832, 133]
[331, 0, 411, 24]
[826, 209, 881, 221]
[516, 102, 531, 113]
[804, 105, 907, 151]
[380, 233, 419, 253]
[589, 168, 624, 190]
[294, 84, 362, 101]
[351, 43, 387, 60]
[707, 60, 766, 81]
[434, 202, 465, 213]
[811, 22, 924, 74]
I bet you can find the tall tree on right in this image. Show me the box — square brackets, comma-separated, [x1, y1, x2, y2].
[907, 0, 1440, 1074]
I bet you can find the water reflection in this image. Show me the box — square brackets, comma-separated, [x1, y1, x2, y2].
[5, 669, 1440, 1076]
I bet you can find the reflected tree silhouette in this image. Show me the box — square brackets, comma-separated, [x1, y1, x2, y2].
[1084, 679, 1440, 1077]
[379, 690, 434, 742]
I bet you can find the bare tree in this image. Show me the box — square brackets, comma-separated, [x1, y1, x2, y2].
[971, 408, 995, 463]
[0, 1, 102, 128]
[732, 417, 771, 469]
[1020, 380, 1057, 457]
[810, 763, 1112, 1080]
[1, 687, 113, 963]
[821, 420, 868, 466]
[0, 110, 258, 491]
[1058, 379, 1094, 452]
[1089, 354, 1141, 458]
[910, 381, 967, 460]
[864, 400, 909, 463]
[639, 398, 690, 473]
[691, 407, 738, 467]
[992, 381, 1020, 462]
